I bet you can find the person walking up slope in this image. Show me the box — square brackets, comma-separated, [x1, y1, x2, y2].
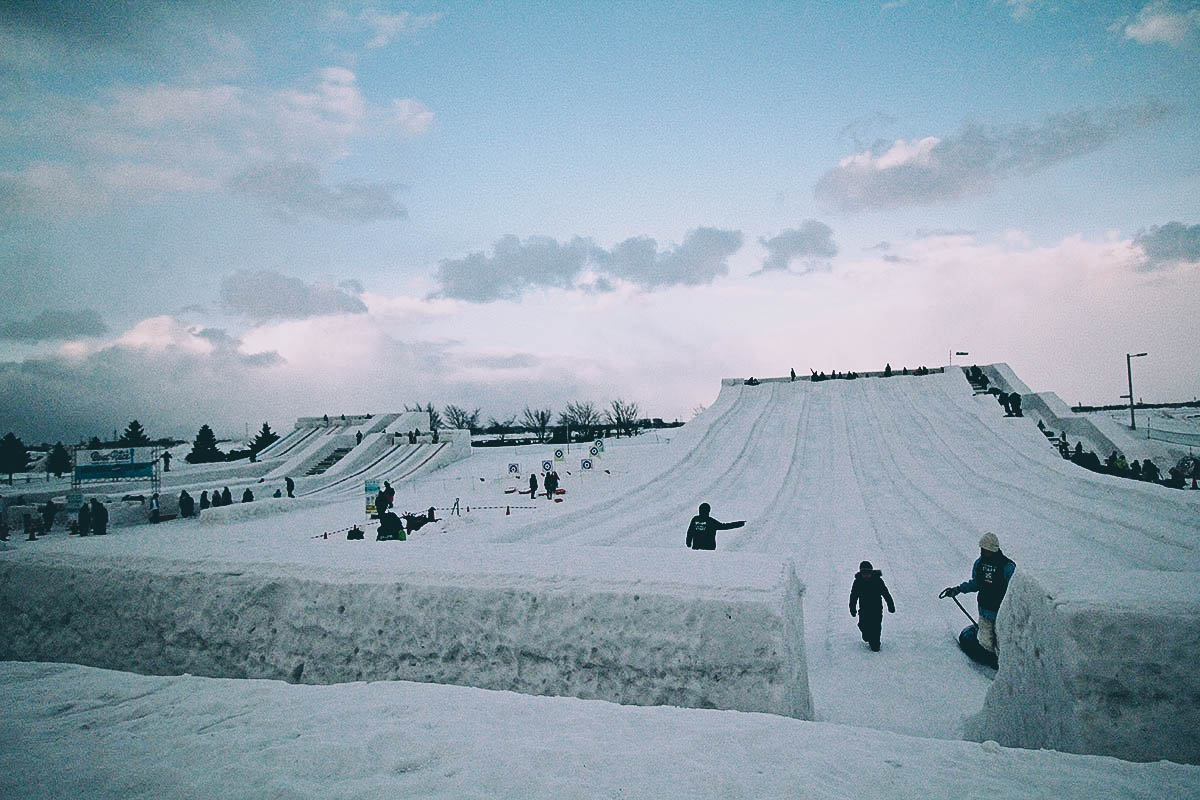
[849, 561, 895, 651]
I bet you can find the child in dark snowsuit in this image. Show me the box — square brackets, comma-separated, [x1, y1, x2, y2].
[849, 561, 895, 651]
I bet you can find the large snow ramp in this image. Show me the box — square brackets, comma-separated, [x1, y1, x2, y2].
[491, 369, 1200, 747]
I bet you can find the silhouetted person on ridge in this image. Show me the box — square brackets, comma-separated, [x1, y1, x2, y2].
[528, 472, 538, 496]
[179, 490, 195, 518]
[199, 490, 211, 510]
[285, 477, 295, 498]
[221, 487, 232, 506]
[356, 430, 363, 445]
[241, 488, 254, 503]
[685, 502, 745, 550]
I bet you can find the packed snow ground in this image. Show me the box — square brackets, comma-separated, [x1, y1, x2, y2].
[3, 662, 1197, 800]
[3, 368, 1199, 794]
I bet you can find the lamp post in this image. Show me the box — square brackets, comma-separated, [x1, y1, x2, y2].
[1125, 352, 1147, 430]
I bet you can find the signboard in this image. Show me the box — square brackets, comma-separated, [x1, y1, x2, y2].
[541, 460, 553, 473]
[73, 446, 158, 483]
[365, 480, 380, 516]
[508, 463, 520, 474]
[581, 458, 593, 471]
[553, 447, 565, 462]
[594, 439, 605, 453]
[588, 445, 601, 458]
[80, 447, 154, 465]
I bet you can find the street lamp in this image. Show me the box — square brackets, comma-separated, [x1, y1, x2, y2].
[1124, 352, 1147, 430]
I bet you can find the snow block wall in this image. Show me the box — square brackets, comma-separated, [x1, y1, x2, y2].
[0, 548, 812, 718]
[969, 569, 1200, 764]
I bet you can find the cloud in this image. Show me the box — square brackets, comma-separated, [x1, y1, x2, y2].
[1124, 1, 1200, 46]
[1004, 0, 1037, 20]
[220, 270, 369, 320]
[0, 309, 108, 342]
[433, 228, 744, 302]
[390, 98, 435, 136]
[815, 103, 1175, 212]
[758, 221, 838, 273]
[1132, 222, 1200, 270]
[358, 8, 444, 48]
[6, 65, 428, 217]
[228, 160, 406, 222]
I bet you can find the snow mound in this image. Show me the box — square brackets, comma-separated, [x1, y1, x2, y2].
[969, 569, 1200, 764]
[0, 545, 811, 718]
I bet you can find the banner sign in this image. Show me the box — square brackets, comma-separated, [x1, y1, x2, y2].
[365, 480, 380, 515]
[581, 458, 593, 471]
[74, 462, 154, 482]
[80, 447, 155, 465]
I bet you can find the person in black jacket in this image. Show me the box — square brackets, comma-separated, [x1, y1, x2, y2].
[685, 502, 745, 550]
[850, 560, 895, 651]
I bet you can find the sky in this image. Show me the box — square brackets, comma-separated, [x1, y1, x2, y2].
[1, 0, 1198, 443]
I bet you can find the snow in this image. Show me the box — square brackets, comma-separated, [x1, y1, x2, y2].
[2, 662, 1197, 800]
[3, 365, 1200, 794]
[0, 545, 811, 718]
[970, 569, 1200, 764]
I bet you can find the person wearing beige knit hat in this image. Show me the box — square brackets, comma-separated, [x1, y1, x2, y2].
[940, 532, 1016, 655]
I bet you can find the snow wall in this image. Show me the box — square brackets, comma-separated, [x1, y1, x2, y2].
[968, 570, 1200, 764]
[0, 548, 812, 719]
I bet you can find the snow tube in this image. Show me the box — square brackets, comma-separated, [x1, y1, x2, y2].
[958, 624, 998, 669]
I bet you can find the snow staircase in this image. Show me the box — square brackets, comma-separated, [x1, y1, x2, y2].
[305, 446, 354, 476]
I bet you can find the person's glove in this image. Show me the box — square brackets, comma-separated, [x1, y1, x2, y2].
[939, 587, 959, 599]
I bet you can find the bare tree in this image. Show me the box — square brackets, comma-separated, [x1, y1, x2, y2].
[558, 401, 601, 441]
[605, 398, 641, 438]
[443, 404, 481, 433]
[486, 415, 519, 442]
[405, 402, 443, 431]
[522, 407, 553, 442]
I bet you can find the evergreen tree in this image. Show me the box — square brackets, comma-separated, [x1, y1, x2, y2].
[87, 436, 103, 449]
[0, 432, 29, 485]
[250, 422, 280, 455]
[47, 442, 73, 478]
[119, 420, 151, 446]
[186, 424, 223, 464]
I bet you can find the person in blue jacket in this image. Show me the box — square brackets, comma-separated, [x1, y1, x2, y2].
[940, 532, 1016, 654]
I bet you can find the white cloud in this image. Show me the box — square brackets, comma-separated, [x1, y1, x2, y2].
[359, 9, 444, 48]
[1125, 1, 1200, 46]
[7, 67, 431, 218]
[228, 161, 406, 222]
[816, 103, 1175, 212]
[390, 98, 435, 136]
